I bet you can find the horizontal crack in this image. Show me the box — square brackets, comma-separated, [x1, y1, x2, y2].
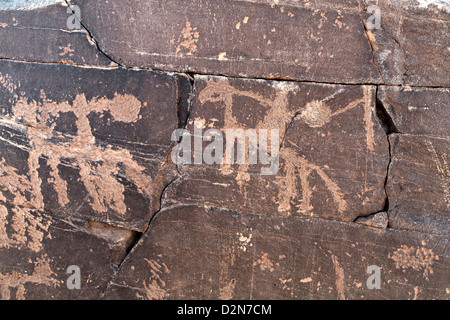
[0, 55, 449, 89]
[148, 202, 449, 236]
[0, 56, 117, 69]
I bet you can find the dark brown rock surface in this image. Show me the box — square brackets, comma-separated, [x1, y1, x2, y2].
[387, 134, 449, 235]
[0, 2, 113, 66]
[66, 0, 450, 86]
[363, 0, 450, 86]
[379, 86, 449, 235]
[0, 201, 134, 299]
[164, 75, 389, 222]
[103, 205, 449, 300]
[0, 0, 448, 301]
[69, 0, 381, 84]
[0, 59, 191, 231]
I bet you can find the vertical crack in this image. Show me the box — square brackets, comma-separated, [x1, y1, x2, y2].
[354, 87, 397, 226]
[382, 131, 391, 213]
[97, 70, 193, 300]
[374, 88, 399, 220]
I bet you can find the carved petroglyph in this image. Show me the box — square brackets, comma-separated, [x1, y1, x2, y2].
[197, 78, 375, 216]
[331, 254, 346, 300]
[0, 204, 58, 300]
[175, 21, 199, 56]
[390, 245, 439, 280]
[136, 258, 170, 300]
[0, 254, 59, 300]
[0, 204, 51, 252]
[425, 140, 450, 208]
[0, 74, 159, 216]
[277, 148, 347, 215]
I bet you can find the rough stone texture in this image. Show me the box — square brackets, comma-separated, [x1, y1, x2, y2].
[163, 75, 389, 222]
[387, 134, 449, 235]
[103, 205, 449, 300]
[364, 0, 450, 86]
[0, 0, 448, 300]
[355, 211, 389, 229]
[0, 60, 191, 231]
[69, 0, 382, 84]
[379, 86, 450, 137]
[0, 201, 134, 299]
[0, 2, 113, 66]
[66, 0, 450, 86]
[378, 86, 449, 235]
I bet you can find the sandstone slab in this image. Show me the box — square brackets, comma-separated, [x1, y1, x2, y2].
[68, 0, 381, 84]
[388, 134, 449, 235]
[64, 0, 450, 86]
[378, 86, 450, 137]
[362, 0, 450, 86]
[379, 86, 450, 235]
[164, 75, 389, 222]
[0, 59, 191, 231]
[0, 2, 113, 66]
[103, 205, 450, 300]
[0, 201, 135, 299]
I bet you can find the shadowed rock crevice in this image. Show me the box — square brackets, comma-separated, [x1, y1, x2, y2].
[375, 96, 400, 135]
[353, 89, 399, 227]
[84, 221, 141, 269]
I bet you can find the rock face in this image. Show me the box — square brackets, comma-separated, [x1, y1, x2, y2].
[104, 205, 448, 300]
[0, 60, 190, 231]
[0, 0, 448, 300]
[0, 201, 136, 299]
[164, 75, 389, 222]
[0, 2, 113, 66]
[379, 86, 450, 235]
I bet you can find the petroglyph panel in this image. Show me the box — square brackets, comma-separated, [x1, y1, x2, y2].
[0, 60, 191, 231]
[0, 202, 133, 299]
[164, 75, 389, 222]
[0, 0, 448, 301]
